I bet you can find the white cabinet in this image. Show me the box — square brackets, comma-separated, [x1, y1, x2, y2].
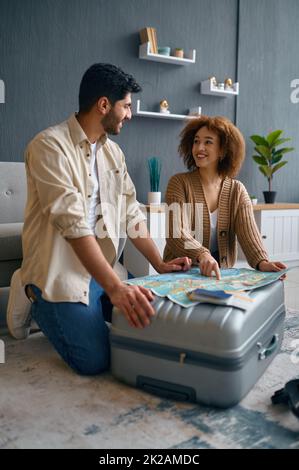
[255, 208, 299, 263]
[237, 204, 299, 267]
[123, 206, 166, 277]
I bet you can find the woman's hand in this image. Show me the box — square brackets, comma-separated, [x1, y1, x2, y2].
[258, 260, 287, 272]
[258, 260, 287, 280]
[156, 257, 192, 274]
[198, 253, 221, 280]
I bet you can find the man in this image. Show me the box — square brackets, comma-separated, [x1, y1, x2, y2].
[8, 63, 191, 375]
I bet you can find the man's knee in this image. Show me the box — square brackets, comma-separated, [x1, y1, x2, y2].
[70, 349, 111, 376]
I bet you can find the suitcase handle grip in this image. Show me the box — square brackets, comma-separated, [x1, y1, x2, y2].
[258, 334, 279, 361]
[136, 375, 196, 402]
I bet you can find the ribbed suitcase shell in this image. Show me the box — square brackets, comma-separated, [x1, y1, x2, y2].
[111, 281, 285, 407]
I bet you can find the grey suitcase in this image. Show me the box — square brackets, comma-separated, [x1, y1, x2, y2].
[111, 280, 285, 408]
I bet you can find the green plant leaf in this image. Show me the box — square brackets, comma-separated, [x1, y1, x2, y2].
[273, 147, 294, 155]
[255, 145, 271, 159]
[253, 155, 268, 165]
[148, 157, 162, 192]
[271, 154, 283, 164]
[272, 161, 288, 174]
[272, 148, 284, 157]
[267, 130, 282, 146]
[250, 135, 268, 146]
[273, 138, 291, 147]
[259, 165, 272, 178]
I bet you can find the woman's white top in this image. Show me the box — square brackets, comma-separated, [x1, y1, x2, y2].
[209, 208, 218, 253]
[87, 142, 101, 233]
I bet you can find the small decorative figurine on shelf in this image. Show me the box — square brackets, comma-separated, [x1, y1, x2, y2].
[224, 78, 233, 90]
[208, 76, 217, 88]
[159, 99, 170, 114]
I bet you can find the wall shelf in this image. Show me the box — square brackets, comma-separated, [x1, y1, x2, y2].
[201, 79, 239, 97]
[139, 42, 196, 65]
[135, 100, 201, 120]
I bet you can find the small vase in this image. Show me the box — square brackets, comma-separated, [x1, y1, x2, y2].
[157, 46, 171, 56]
[148, 191, 161, 205]
[263, 191, 277, 204]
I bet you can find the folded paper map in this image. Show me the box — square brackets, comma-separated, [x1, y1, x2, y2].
[126, 267, 290, 308]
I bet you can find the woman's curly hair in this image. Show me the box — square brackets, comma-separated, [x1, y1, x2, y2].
[178, 115, 245, 177]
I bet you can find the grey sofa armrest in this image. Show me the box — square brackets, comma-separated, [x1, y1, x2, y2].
[0, 222, 23, 261]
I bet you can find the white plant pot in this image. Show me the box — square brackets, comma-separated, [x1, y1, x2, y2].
[148, 191, 161, 205]
[251, 198, 258, 205]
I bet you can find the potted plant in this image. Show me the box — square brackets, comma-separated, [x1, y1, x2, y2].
[250, 195, 258, 205]
[147, 157, 162, 204]
[174, 47, 184, 58]
[250, 130, 294, 203]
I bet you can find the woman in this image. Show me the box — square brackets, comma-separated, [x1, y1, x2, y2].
[164, 115, 286, 279]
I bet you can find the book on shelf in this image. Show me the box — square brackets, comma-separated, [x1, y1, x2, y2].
[139, 27, 150, 44]
[139, 27, 157, 54]
[151, 27, 158, 54]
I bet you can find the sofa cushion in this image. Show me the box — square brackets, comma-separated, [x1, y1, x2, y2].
[0, 223, 23, 261]
[0, 162, 26, 223]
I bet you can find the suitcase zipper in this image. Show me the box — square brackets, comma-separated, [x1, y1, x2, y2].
[111, 310, 285, 371]
[111, 334, 246, 370]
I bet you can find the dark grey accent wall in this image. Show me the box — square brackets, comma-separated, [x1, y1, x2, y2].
[0, 0, 237, 203]
[0, 0, 298, 203]
[237, 0, 299, 202]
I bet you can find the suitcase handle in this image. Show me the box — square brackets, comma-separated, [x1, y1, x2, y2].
[258, 334, 279, 361]
[136, 375, 196, 402]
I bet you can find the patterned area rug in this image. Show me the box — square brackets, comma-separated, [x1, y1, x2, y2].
[0, 309, 299, 449]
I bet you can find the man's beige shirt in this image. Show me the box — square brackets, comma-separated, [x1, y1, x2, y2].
[20, 114, 146, 304]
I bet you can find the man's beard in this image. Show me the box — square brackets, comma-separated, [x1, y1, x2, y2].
[102, 109, 122, 135]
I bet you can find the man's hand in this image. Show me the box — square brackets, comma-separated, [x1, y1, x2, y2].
[67, 235, 155, 328]
[108, 283, 155, 329]
[198, 253, 221, 280]
[128, 226, 192, 275]
[156, 257, 192, 274]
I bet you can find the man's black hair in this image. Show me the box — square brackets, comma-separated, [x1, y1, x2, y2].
[79, 63, 142, 112]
